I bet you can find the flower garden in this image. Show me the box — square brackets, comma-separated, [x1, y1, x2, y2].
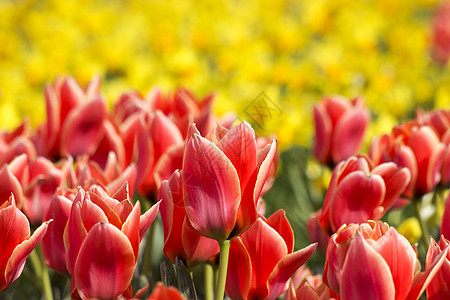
[1, 0, 450, 299]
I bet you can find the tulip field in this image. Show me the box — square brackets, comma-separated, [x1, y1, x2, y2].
[2, 0, 450, 299]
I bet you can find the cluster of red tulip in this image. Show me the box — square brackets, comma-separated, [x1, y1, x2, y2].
[310, 95, 450, 299]
[0, 75, 317, 300]
[2, 74, 450, 300]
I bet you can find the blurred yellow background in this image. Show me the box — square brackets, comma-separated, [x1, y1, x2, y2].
[1, 0, 449, 148]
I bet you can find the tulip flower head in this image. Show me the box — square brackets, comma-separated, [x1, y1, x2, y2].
[182, 121, 277, 241]
[426, 236, 450, 299]
[318, 155, 410, 234]
[0, 196, 51, 293]
[313, 96, 370, 167]
[324, 221, 449, 300]
[159, 170, 220, 268]
[225, 210, 317, 300]
[63, 187, 160, 299]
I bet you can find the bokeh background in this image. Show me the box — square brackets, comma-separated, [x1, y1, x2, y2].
[2, 0, 450, 149]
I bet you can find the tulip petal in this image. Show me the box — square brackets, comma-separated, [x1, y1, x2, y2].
[122, 201, 141, 262]
[74, 223, 135, 299]
[217, 122, 257, 192]
[0, 203, 30, 289]
[182, 219, 220, 267]
[329, 171, 386, 232]
[332, 108, 369, 163]
[372, 227, 416, 300]
[372, 163, 410, 210]
[60, 97, 107, 157]
[183, 134, 241, 240]
[265, 210, 295, 253]
[0, 166, 24, 209]
[139, 201, 161, 241]
[408, 245, 449, 299]
[313, 105, 332, 163]
[64, 190, 88, 275]
[340, 231, 395, 300]
[267, 243, 317, 300]
[42, 195, 72, 273]
[242, 219, 288, 300]
[4, 220, 51, 289]
[225, 237, 252, 300]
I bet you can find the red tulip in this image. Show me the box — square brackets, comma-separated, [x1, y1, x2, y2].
[431, 2, 450, 64]
[42, 195, 72, 273]
[63, 186, 160, 299]
[313, 96, 370, 166]
[0, 165, 24, 209]
[159, 170, 219, 267]
[0, 196, 51, 292]
[147, 282, 186, 300]
[426, 236, 450, 299]
[33, 76, 101, 160]
[318, 155, 410, 234]
[284, 267, 337, 300]
[323, 221, 448, 300]
[369, 122, 445, 197]
[225, 211, 317, 300]
[182, 121, 277, 240]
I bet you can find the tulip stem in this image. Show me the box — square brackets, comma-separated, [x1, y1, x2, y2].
[205, 263, 214, 300]
[30, 246, 54, 300]
[215, 240, 230, 300]
[141, 222, 155, 279]
[414, 198, 430, 249]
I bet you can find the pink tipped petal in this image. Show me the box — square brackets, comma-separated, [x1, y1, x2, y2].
[425, 239, 450, 299]
[217, 122, 257, 191]
[74, 223, 135, 299]
[329, 172, 386, 232]
[61, 97, 107, 157]
[340, 232, 395, 300]
[267, 243, 317, 300]
[225, 237, 252, 300]
[408, 246, 449, 299]
[88, 192, 122, 228]
[182, 135, 241, 240]
[313, 105, 332, 163]
[106, 165, 137, 199]
[332, 108, 369, 163]
[80, 194, 109, 232]
[205, 123, 230, 144]
[372, 227, 416, 300]
[139, 201, 161, 241]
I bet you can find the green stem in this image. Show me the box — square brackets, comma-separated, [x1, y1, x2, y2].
[414, 198, 430, 250]
[204, 263, 214, 300]
[215, 240, 230, 300]
[141, 222, 155, 279]
[30, 246, 54, 300]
